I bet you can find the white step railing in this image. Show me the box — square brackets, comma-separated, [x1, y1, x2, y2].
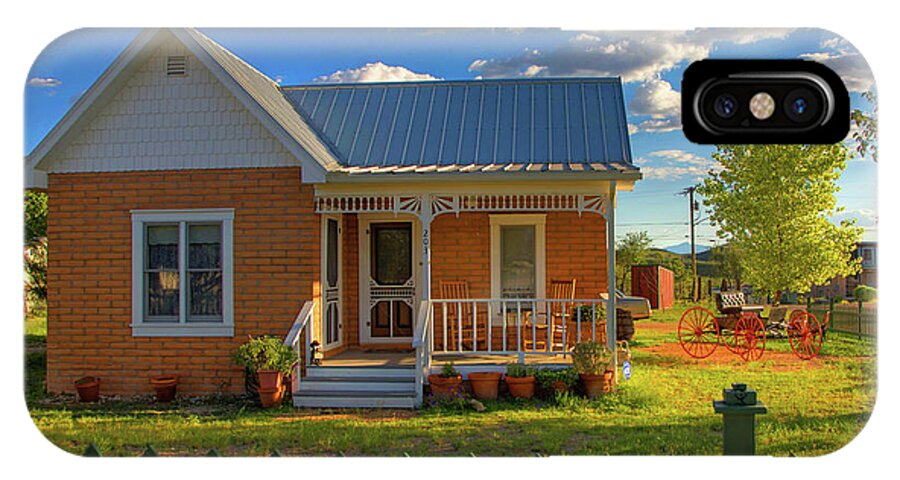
[284, 299, 317, 388]
[411, 297, 611, 406]
[412, 301, 433, 407]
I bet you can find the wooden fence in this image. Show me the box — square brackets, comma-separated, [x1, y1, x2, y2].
[808, 300, 877, 338]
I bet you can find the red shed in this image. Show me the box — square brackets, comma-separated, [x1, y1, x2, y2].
[631, 265, 675, 311]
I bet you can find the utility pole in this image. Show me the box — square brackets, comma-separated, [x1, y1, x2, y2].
[682, 186, 699, 302]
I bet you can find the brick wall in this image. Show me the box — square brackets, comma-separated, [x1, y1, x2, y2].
[46, 167, 319, 396]
[431, 212, 607, 299]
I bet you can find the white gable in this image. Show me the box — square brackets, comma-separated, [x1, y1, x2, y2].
[42, 37, 298, 174]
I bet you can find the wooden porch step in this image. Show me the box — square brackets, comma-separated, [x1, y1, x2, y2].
[293, 365, 417, 409]
[305, 366, 415, 379]
[296, 376, 415, 393]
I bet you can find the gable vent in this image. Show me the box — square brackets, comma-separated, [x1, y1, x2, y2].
[166, 56, 187, 77]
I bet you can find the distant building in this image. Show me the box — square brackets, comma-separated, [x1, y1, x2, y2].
[809, 241, 877, 299]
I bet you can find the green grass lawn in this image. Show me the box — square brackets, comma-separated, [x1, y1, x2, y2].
[25, 301, 876, 457]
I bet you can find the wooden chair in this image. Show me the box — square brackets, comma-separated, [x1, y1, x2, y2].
[524, 279, 577, 352]
[439, 280, 486, 351]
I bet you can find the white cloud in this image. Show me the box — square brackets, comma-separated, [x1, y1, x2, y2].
[802, 51, 874, 93]
[833, 208, 877, 227]
[800, 39, 874, 93]
[468, 29, 796, 84]
[27, 77, 62, 88]
[313, 62, 441, 84]
[636, 149, 721, 181]
[629, 78, 680, 117]
[635, 117, 682, 133]
[520, 65, 548, 77]
[628, 78, 682, 132]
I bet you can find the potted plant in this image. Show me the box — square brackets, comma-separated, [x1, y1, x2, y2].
[428, 362, 463, 398]
[572, 340, 614, 398]
[468, 370, 502, 400]
[74, 376, 100, 402]
[504, 364, 536, 399]
[534, 367, 578, 395]
[233, 335, 296, 392]
[150, 375, 178, 402]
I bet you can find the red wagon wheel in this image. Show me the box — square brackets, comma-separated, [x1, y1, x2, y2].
[788, 311, 824, 360]
[678, 306, 720, 358]
[733, 312, 766, 361]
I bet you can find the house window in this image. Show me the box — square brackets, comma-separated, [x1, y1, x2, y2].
[861, 247, 876, 268]
[132, 209, 234, 336]
[490, 214, 546, 300]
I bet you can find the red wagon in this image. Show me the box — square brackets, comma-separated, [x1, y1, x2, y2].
[677, 291, 827, 361]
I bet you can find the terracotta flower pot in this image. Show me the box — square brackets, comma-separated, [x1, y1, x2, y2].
[258, 384, 285, 408]
[468, 372, 502, 400]
[428, 374, 463, 398]
[256, 370, 283, 391]
[580, 370, 614, 398]
[150, 375, 178, 403]
[505, 375, 536, 399]
[74, 376, 100, 402]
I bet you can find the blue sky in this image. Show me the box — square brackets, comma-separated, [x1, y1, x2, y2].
[25, 28, 877, 248]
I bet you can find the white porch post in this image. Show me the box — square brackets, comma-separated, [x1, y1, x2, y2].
[420, 194, 433, 303]
[606, 182, 617, 380]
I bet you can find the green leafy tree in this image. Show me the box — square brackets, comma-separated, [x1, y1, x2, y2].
[616, 231, 652, 291]
[698, 144, 862, 304]
[24, 191, 49, 309]
[711, 243, 744, 289]
[24, 191, 48, 242]
[850, 90, 877, 162]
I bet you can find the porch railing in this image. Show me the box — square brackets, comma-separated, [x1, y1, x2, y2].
[412, 301, 434, 407]
[429, 298, 610, 356]
[284, 299, 317, 389]
[412, 298, 612, 405]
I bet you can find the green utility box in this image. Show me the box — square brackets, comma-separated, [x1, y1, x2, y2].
[713, 383, 767, 455]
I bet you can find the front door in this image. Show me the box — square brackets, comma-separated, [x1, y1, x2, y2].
[361, 218, 417, 342]
[322, 215, 342, 351]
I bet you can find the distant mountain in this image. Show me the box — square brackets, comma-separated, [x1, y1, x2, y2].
[662, 242, 710, 255]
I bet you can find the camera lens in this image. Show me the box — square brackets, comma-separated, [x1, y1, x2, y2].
[784, 88, 819, 123]
[713, 94, 738, 118]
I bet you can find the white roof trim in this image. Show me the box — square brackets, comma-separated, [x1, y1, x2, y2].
[25, 28, 335, 187]
[25, 29, 163, 188]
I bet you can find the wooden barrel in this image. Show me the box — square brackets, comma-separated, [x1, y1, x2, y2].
[616, 309, 635, 341]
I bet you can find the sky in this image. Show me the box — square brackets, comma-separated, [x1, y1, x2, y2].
[24, 27, 878, 249]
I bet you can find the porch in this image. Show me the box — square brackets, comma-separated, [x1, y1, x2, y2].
[319, 348, 576, 368]
[285, 185, 626, 408]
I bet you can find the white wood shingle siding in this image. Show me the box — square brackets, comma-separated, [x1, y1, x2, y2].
[47, 41, 296, 173]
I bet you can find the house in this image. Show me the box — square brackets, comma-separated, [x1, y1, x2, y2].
[25, 29, 640, 407]
[808, 241, 877, 299]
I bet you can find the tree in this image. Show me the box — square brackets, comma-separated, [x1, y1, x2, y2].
[711, 243, 744, 289]
[698, 144, 863, 305]
[615, 231, 652, 291]
[24, 190, 48, 242]
[850, 90, 877, 162]
[24, 191, 49, 310]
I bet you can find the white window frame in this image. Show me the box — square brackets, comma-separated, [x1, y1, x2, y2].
[131, 209, 234, 337]
[490, 214, 546, 300]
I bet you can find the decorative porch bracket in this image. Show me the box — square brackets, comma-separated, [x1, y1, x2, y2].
[315, 192, 610, 220]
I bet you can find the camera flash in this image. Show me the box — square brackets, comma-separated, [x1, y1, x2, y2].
[750, 92, 775, 120]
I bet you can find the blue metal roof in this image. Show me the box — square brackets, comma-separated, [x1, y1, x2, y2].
[280, 78, 635, 174]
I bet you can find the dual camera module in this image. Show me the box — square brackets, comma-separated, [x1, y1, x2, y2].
[683, 60, 849, 144]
